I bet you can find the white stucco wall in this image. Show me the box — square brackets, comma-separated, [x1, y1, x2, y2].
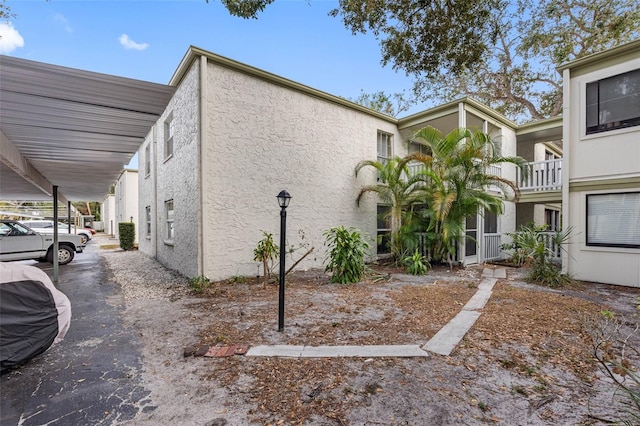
[567, 56, 640, 182]
[149, 62, 201, 279]
[138, 129, 156, 257]
[101, 194, 115, 236]
[564, 46, 640, 287]
[114, 169, 139, 242]
[201, 60, 399, 280]
[498, 125, 518, 254]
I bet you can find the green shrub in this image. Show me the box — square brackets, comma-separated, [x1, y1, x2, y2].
[403, 249, 430, 275]
[190, 275, 211, 293]
[118, 222, 135, 251]
[503, 222, 573, 288]
[323, 226, 369, 284]
[253, 231, 279, 288]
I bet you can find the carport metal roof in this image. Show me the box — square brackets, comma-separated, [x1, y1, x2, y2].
[0, 55, 175, 203]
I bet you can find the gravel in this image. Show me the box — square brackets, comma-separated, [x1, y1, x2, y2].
[101, 249, 191, 301]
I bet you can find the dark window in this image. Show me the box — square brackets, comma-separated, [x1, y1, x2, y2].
[586, 69, 640, 134]
[377, 204, 391, 254]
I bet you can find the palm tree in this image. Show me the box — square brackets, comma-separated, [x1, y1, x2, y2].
[412, 126, 528, 267]
[355, 154, 430, 260]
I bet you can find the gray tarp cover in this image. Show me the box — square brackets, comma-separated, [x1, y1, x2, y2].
[0, 263, 71, 371]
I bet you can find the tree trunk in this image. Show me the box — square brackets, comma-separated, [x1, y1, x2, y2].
[262, 259, 269, 289]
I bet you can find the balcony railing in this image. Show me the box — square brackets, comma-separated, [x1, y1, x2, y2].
[517, 159, 562, 191]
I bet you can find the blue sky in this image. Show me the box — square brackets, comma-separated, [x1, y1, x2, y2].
[2, 0, 428, 111]
[1, 0, 433, 168]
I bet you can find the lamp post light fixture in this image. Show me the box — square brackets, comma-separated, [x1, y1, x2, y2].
[276, 190, 291, 332]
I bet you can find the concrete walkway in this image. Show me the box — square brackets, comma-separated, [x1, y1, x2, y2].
[245, 267, 504, 358]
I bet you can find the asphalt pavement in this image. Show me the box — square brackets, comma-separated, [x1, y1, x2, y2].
[1, 240, 149, 426]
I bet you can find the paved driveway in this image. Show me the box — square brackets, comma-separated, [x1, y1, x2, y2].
[1, 241, 148, 425]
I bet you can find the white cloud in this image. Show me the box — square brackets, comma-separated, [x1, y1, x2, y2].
[54, 14, 73, 33]
[119, 34, 148, 51]
[0, 22, 25, 54]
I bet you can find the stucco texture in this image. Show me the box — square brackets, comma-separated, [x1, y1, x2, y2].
[139, 62, 200, 279]
[201, 61, 399, 280]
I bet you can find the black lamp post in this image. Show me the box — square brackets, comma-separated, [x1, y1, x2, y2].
[276, 190, 291, 332]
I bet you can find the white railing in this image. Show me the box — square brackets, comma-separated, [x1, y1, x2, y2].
[517, 159, 562, 191]
[541, 231, 562, 259]
[486, 164, 502, 178]
[406, 162, 426, 176]
[484, 233, 502, 261]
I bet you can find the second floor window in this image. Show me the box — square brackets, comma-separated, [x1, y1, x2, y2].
[377, 131, 393, 164]
[586, 68, 640, 135]
[164, 114, 174, 159]
[145, 144, 151, 176]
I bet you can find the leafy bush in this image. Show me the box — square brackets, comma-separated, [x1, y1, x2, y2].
[403, 249, 430, 275]
[502, 222, 573, 288]
[118, 222, 135, 251]
[253, 231, 278, 288]
[190, 275, 211, 293]
[323, 226, 370, 284]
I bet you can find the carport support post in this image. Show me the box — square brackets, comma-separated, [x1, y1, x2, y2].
[53, 186, 59, 282]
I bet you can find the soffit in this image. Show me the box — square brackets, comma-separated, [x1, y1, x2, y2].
[0, 55, 174, 202]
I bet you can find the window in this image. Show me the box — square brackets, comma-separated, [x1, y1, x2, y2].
[164, 114, 174, 159]
[377, 204, 391, 254]
[409, 141, 429, 156]
[165, 200, 174, 241]
[145, 206, 151, 236]
[145, 144, 151, 177]
[545, 150, 559, 161]
[586, 69, 640, 134]
[377, 131, 393, 164]
[586, 192, 640, 248]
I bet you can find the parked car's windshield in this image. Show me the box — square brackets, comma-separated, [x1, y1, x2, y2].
[0, 222, 34, 236]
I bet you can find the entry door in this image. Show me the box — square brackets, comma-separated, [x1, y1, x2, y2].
[464, 213, 478, 265]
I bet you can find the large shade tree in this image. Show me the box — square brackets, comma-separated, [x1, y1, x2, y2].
[217, 0, 640, 123]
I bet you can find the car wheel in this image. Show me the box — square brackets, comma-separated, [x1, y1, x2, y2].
[57, 246, 74, 265]
[79, 235, 88, 245]
[46, 245, 75, 265]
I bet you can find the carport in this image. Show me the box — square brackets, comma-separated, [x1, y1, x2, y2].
[0, 55, 174, 278]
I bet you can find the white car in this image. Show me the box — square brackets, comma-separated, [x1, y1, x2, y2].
[0, 220, 84, 265]
[20, 220, 92, 245]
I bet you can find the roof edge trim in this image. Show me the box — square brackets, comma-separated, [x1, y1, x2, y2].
[170, 46, 398, 124]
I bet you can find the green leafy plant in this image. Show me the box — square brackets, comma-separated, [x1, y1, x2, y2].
[190, 275, 211, 293]
[118, 222, 135, 251]
[402, 249, 430, 275]
[503, 222, 574, 288]
[323, 226, 370, 284]
[253, 231, 279, 289]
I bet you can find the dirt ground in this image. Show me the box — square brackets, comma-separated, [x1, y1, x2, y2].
[109, 253, 640, 426]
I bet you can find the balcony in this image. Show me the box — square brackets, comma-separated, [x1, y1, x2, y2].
[517, 159, 562, 191]
[516, 159, 562, 203]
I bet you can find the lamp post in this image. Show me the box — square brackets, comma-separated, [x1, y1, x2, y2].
[276, 190, 291, 332]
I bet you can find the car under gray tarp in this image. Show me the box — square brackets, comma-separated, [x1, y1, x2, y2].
[0, 263, 71, 372]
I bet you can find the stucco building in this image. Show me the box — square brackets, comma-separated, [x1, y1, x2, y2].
[136, 41, 639, 287]
[559, 40, 640, 287]
[137, 47, 522, 281]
